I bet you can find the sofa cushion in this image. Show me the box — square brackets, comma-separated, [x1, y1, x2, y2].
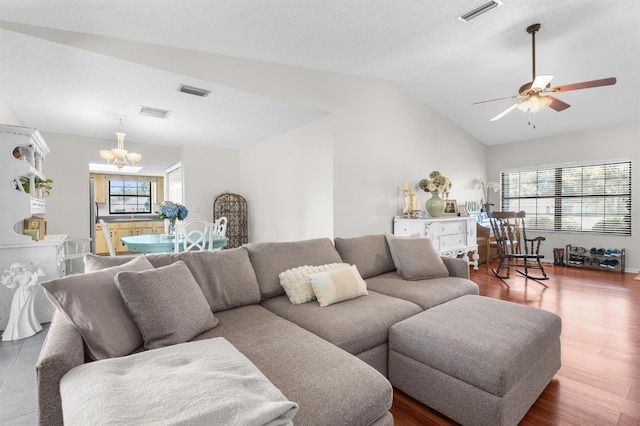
[334, 234, 396, 279]
[41, 256, 154, 360]
[385, 237, 449, 280]
[384, 232, 421, 276]
[86, 250, 261, 312]
[366, 272, 479, 310]
[193, 305, 393, 426]
[145, 249, 261, 312]
[261, 292, 421, 355]
[245, 238, 343, 300]
[115, 261, 218, 350]
[309, 265, 368, 307]
[279, 263, 351, 305]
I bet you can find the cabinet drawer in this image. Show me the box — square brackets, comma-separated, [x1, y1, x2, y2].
[440, 233, 466, 250]
[438, 221, 466, 235]
[394, 221, 425, 236]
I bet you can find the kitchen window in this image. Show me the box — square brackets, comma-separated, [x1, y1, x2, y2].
[501, 160, 631, 235]
[108, 180, 152, 214]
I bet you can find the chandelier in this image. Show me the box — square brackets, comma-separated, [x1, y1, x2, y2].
[99, 119, 141, 169]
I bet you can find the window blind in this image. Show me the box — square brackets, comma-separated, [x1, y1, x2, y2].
[501, 161, 631, 235]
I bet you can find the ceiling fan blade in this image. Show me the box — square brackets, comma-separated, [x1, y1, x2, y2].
[472, 95, 520, 105]
[532, 74, 554, 91]
[547, 96, 571, 112]
[490, 102, 520, 121]
[550, 77, 617, 93]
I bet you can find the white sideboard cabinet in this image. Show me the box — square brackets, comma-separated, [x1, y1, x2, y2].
[393, 216, 479, 270]
[0, 125, 63, 337]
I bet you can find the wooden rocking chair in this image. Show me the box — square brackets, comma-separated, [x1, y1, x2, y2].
[487, 211, 548, 282]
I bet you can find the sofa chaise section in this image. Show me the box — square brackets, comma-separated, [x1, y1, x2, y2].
[193, 304, 393, 426]
[335, 234, 479, 310]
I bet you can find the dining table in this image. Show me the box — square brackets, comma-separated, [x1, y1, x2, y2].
[120, 234, 228, 253]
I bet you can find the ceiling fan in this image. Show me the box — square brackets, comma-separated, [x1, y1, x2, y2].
[474, 23, 617, 124]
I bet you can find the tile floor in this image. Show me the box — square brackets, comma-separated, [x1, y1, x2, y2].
[0, 324, 49, 426]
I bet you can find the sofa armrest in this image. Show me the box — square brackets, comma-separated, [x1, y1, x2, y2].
[36, 312, 86, 426]
[441, 257, 470, 279]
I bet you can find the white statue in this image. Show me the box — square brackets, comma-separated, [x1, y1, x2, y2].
[1, 263, 44, 341]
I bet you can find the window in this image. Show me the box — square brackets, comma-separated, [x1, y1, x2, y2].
[108, 180, 152, 214]
[501, 160, 631, 235]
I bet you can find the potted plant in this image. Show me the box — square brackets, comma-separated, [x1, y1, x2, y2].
[18, 176, 54, 197]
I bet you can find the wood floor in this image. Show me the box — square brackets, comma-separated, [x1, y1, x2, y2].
[390, 261, 640, 426]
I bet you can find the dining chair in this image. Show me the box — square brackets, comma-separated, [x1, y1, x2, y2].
[174, 220, 212, 252]
[487, 211, 548, 282]
[98, 219, 116, 257]
[212, 217, 227, 236]
[209, 217, 227, 251]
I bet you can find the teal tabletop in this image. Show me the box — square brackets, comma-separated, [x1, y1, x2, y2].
[120, 234, 228, 253]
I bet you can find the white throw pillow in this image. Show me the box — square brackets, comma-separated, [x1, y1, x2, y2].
[279, 263, 351, 304]
[308, 265, 368, 307]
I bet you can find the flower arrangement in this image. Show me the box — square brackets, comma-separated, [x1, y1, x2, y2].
[419, 171, 452, 194]
[157, 201, 188, 236]
[476, 178, 501, 206]
[157, 201, 188, 220]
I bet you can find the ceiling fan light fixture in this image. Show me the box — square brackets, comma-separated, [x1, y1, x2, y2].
[457, 0, 503, 22]
[517, 94, 552, 113]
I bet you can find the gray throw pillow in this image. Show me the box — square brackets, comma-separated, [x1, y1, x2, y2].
[334, 234, 396, 279]
[41, 256, 154, 360]
[83, 254, 138, 272]
[384, 232, 422, 276]
[115, 261, 219, 350]
[386, 238, 450, 281]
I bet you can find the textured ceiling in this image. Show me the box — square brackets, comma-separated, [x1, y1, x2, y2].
[1, 0, 638, 167]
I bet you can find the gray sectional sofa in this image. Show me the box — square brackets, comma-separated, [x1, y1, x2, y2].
[36, 234, 481, 425]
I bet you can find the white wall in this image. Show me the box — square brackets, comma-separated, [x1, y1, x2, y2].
[238, 80, 487, 242]
[487, 123, 640, 272]
[180, 144, 240, 222]
[331, 80, 487, 238]
[240, 115, 334, 242]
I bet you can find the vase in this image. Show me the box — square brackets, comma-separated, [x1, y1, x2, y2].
[167, 218, 176, 239]
[426, 191, 445, 217]
[483, 204, 492, 213]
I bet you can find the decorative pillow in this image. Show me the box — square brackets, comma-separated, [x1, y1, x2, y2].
[83, 254, 138, 272]
[279, 263, 351, 304]
[334, 235, 396, 279]
[114, 261, 219, 350]
[385, 238, 450, 281]
[41, 256, 154, 360]
[384, 232, 422, 276]
[308, 265, 368, 307]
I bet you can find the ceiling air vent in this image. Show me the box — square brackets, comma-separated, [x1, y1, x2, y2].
[457, 0, 503, 22]
[139, 106, 170, 119]
[178, 84, 211, 97]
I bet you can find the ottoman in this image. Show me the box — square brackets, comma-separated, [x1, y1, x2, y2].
[389, 295, 561, 426]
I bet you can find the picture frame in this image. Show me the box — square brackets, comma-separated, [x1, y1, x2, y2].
[458, 204, 469, 217]
[444, 199, 458, 216]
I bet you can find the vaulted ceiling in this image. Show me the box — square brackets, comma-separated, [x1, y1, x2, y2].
[1, 0, 638, 160]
